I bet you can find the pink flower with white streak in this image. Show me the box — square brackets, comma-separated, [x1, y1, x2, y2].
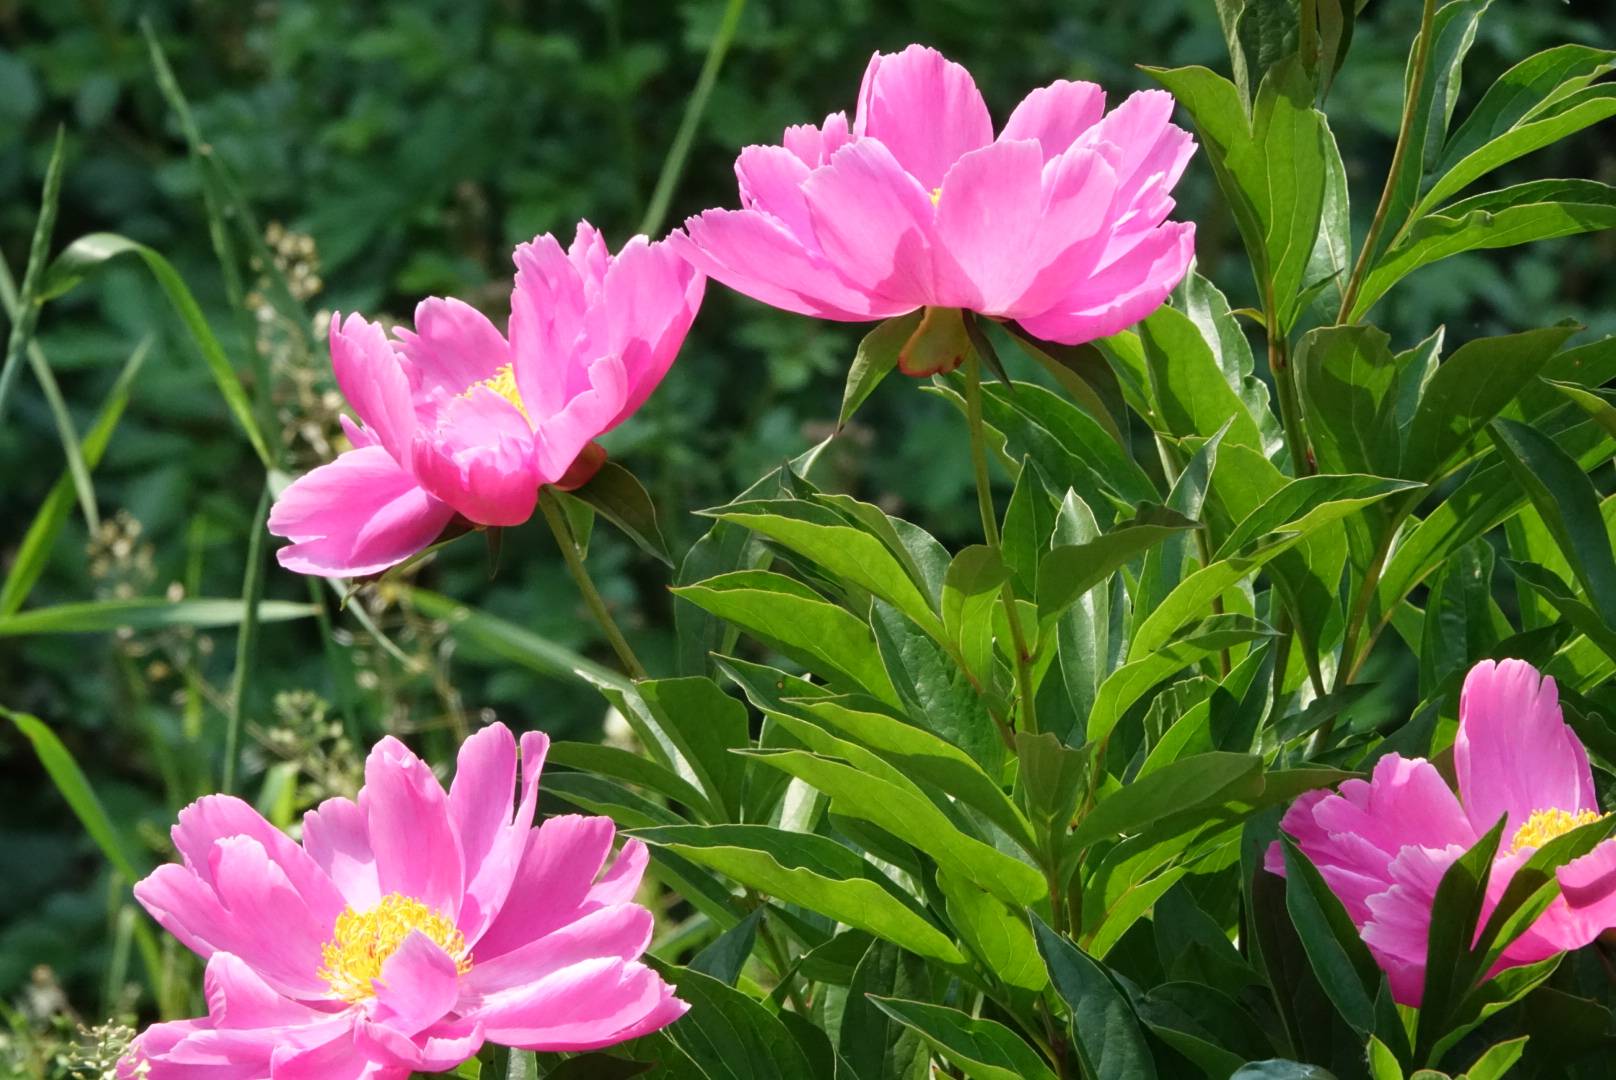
[268, 222, 703, 577]
[120, 724, 685, 1079]
[671, 44, 1196, 370]
[1268, 659, 1616, 1006]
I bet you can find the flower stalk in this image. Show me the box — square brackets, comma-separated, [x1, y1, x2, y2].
[538, 486, 650, 681]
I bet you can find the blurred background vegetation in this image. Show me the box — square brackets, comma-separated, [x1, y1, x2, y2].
[1, 0, 1612, 1063]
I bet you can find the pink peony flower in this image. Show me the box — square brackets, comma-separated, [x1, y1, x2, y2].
[669, 44, 1196, 370]
[268, 222, 704, 577]
[119, 724, 686, 1079]
[1267, 659, 1616, 1005]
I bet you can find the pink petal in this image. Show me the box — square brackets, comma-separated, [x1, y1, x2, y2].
[473, 815, 616, 962]
[1455, 659, 1597, 839]
[268, 445, 455, 578]
[1272, 756, 1475, 926]
[352, 1017, 484, 1074]
[803, 140, 968, 309]
[206, 837, 336, 993]
[172, 796, 344, 929]
[588, 837, 650, 907]
[1014, 221, 1195, 345]
[409, 388, 541, 527]
[203, 953, 333, 1030]
[133, 856, 329, 1001]
[368, 932, 462, 1037]
[933, 138, 1047, 313]
[593, 235, 704, 427]
[329, 313, 415, 463]
[782, 111, 852, 167]
[454, 729, 550, 945]
[853, 45, 993, 190]
[568, 221, 612, 293]
[393, 298, 510, 400]
[531, 357, 630, 484]
[1000, 80, 1106, 160]
[737, 145, 816, 237]
[998, 147, 1121, 317]
[271, 1027, 408, 1080]
[463, 902, 653, 997]
[509, 233, 592, 420]
[302, 796, 380, 913]
[1075, 90, 1186, 201]
[359, 737, 464, 916]
[1361, 843, 1468, 1006]
[669, 209, 905, 321]
[472, 957, 685, 1052]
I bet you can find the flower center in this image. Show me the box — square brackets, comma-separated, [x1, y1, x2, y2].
[319, 893, 470, 1002]
[1508, 807, 1607, 853]
[929, 187, 942, 206]
[465, 362, 530, 422]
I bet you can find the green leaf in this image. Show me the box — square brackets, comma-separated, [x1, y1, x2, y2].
[1136, 422, 1226, 625]
[1490, 417, 1616, 628]
[1092, 616, 1276, 745]
[870, 598, 1004, 768]
[545, 742, 716, 822]
[1232, 1065, 1338, 1080]
[1002, 458, 1061, 597]
[1439, 44, 1616, 173]
[3, 707, 145, 884]
[0, 598, 316, 636]
[643, 961, 816, 1080]
[41, 232, 273, 466]
[1415, 819, 1506, 1062]
[637, 677, 749, 823]
[870, 998, 1057, 1080]
[1137, 303, 1269, 458]
[1037, 506, 1199, 622]
[841, 941, 932, 1080]
[980, 380, 1158, 508]
[943, 545, 1008, 684]
[1376, 0, 1492, 257]
[1216, 473, 1422, 559]
[785, 694, 1035, 854]
[1417, 83, 1616, 219]
[0, 127, 65, 426]
[1032, 915, 1158, 1080]
[1372, 415, 1615, 629]
[564, 460, 673, 567]
[1068, 752, 1262, 854]
[631, 824, 964, 966]
[1279, 837, 1383, 1038]
[1357, 180, 1616, 315]
[1129, 539, 1299, 660]
[1551, 379, 1616, 440]
[937, 868, 1047, 994]
[1401, 326, 1578, 483]
[704, 499, 943, 639]
[689, 908, 761, 986]
[0, 334, 150, 617]
[1295, 325, 1401, 476]
[840, 310, 920, 427]
[1017, 731, 1088, 849]
[1460, 1037, 1527, 1080]
[743, 748, 1045, 905]
[671, 571, 900, 705]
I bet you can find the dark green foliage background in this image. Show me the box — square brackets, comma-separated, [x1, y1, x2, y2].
[0, 0, 1609, 1010]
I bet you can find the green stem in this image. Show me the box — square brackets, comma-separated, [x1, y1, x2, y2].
[1335, 0, 1441, 324]
[538, 487, 650, 681]
[1267, 306, 1313, 477]
[963, 351, 1040, 734]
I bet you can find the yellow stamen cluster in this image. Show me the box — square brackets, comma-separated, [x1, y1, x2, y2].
[930, 187, 943, 206]
[319, 893, 470, 1002]
[1509, 807, 1607, 853]
[465, 362, 530, 423]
